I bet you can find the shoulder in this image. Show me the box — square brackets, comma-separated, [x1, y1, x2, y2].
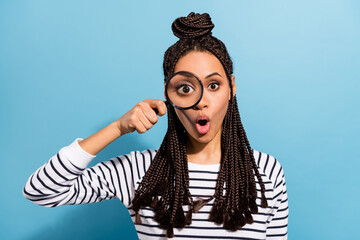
[110, 149, 158, 175]
[125, 148, 158, 174]
[252, 149, 285, 188]
[129, 148, 158, 164]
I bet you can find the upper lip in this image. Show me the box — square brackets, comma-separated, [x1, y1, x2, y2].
[196, 115, 209, 123]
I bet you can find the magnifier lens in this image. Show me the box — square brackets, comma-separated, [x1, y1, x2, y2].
[166, 72, 202, 109]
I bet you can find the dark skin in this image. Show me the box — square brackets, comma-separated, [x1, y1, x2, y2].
[173, 51, 236, 165]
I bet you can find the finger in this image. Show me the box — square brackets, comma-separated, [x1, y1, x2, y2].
[136, 101, 158, 124]
[137, 110, 154, 130]
[128, 107, 150, 134]
[133, 118, 148, 134]
[144, 99, 167, 116]
[142, 104, 159, 125]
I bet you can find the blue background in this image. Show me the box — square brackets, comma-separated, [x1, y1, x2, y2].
[1, 0, 359, 239]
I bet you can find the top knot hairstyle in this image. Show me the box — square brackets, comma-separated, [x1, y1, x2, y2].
[172, 12, 214, 39]
[131, 12, 268, 238]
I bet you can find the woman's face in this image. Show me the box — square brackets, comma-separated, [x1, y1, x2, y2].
[169, 51, 236, 145]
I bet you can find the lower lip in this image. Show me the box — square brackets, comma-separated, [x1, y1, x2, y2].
[196, 121, 210, 134]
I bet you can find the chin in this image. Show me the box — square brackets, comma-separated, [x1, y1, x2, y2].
[194, 137, 212, 144]
[188, 131, 217, 144]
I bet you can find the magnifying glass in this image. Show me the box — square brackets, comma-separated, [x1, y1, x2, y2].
[154, 71, 204, 113]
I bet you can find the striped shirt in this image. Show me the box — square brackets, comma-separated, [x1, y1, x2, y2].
[23, 138, 289, 239]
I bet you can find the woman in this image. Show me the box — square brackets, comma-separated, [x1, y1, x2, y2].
[23, 12, 288, 239]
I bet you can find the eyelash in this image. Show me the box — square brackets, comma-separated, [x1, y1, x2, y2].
[175, 81, 220, 94]
[208, 82, 220, 90]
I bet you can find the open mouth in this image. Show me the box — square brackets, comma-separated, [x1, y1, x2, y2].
[195, 116, 210, 134]
[198, 119, 208, 126]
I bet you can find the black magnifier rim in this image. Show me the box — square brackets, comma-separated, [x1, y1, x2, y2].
[165, 71, 204, 110]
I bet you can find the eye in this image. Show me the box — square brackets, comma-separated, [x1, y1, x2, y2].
[208, 82, 219, 90]
[177, 84, 195, 95]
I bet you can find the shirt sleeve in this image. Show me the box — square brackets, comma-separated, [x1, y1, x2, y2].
[266, 166, 289, 239]
[23, 138, 136, 208]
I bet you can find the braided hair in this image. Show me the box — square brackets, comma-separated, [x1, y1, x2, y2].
[131, 12, 268, 238]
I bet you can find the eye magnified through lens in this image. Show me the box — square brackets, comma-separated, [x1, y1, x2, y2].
[165, 71, 204, 110]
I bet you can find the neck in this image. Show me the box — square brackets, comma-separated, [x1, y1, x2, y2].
[186, 127, 222, 165]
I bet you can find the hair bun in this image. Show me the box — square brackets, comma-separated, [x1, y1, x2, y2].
[172, 12, 215, 39]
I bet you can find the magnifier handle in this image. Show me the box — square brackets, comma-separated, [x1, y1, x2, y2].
[152, 100, 168, 115]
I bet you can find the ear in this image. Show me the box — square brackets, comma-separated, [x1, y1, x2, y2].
[229, 75, 236, 99]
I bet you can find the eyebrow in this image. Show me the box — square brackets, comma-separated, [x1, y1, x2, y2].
[173, 71, 223, 79]
[176, 71, 195, 78]
[205, 72, 223, 79]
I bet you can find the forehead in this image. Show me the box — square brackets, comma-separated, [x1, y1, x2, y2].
[174, 51, 226, 79]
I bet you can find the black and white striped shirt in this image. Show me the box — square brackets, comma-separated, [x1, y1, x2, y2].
[23, 138, 288, 239]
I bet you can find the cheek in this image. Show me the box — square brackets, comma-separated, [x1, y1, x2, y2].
[216, 100, 229, 124]
[174, 109, 192, 130]
[215, 90, 230, 118]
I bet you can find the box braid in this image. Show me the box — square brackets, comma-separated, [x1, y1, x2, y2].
[131, 12, 268, 238]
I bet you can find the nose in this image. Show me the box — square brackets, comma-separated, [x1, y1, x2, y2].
[193, 90, 208, 110]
